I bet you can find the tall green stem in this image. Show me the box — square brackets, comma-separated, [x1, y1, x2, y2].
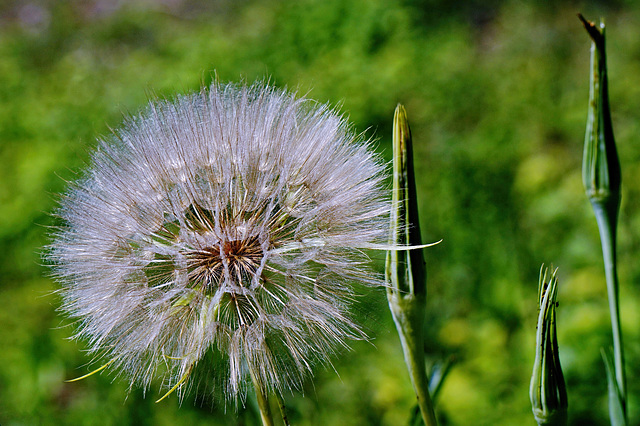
[388, 293, 438, 426]
[578, 14, 626, 424]
[593, 202, 626, 412]
[250, 368, 274, 426]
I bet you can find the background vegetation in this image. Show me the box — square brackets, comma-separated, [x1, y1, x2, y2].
[1, 0, 640, 424]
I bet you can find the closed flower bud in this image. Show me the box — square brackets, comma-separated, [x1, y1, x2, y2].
[530, 266, 568, 426]
[49, 81, 390, 403]
[579, 15, 621, 210]
[385, 105, 438, 426]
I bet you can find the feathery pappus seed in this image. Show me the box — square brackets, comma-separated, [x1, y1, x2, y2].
[49, 81, 390, 403]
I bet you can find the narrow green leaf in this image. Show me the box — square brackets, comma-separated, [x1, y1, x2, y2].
[428, 357, 454, 402]
[601, 347, 627, 426]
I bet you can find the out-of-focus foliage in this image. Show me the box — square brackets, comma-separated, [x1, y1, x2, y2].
[2, 0, 640, 424]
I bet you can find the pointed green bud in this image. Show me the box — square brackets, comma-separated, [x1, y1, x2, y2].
[579, 14, 621, 212]
[385, 105, 437, 426]
[530, 265, 568, 426]
[386, 104, 426, 297]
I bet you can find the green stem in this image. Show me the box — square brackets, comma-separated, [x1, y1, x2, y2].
[593, 201, 627, 417]
[388, 294, 438, 426]
[250, 369, 274, 426]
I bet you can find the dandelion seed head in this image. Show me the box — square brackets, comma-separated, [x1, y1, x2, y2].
[49, 81, 389, 402]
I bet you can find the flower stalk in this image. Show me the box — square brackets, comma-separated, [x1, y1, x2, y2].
[250, 369, 274, 426]
[385, 104, 437, 426]
[530, 266, 567, 426]
[578, 14, 627, 424]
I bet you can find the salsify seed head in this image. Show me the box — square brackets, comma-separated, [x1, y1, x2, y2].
[48, 81, 390, 403]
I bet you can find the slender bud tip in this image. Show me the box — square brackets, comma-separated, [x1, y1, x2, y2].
[578, 13, 604, 44]
[530, 265, 568, 426]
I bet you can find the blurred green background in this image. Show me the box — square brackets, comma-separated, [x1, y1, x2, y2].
[2, 0, 640, 424]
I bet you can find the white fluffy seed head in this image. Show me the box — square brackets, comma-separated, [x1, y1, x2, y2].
[49, 81, 389, 403]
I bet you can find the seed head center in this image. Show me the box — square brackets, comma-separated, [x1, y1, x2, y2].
[188, 236, 263, 292]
